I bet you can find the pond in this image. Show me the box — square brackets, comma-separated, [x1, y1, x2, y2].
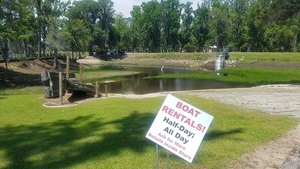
[96, 66, 243, 95]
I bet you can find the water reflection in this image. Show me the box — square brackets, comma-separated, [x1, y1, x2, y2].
[99, 78, 241, 95]
[96, 66, 242, 95]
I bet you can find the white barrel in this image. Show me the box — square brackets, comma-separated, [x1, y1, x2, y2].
[215, 55, 224, 71]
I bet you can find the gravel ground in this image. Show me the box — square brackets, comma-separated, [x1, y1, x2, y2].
[190, 84, 300, 169]
[192, 84, 300, 119]
[122, 84, 300, 119]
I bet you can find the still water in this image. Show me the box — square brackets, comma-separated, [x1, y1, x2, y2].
[97, 66, 242, 95]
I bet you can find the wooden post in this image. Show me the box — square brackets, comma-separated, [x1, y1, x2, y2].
[105, 84, 108, 97]
[59, 72, 63, 105]
[79, 63, 83, 83]
[95, 81, 99, 98]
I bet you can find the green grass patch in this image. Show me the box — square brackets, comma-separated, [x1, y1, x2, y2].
[218, 67, 300, 85]
[148, 70, 214, 79]
[150, 67, 300, 86]
[128, 52, 300, 62]
[0, 86, 44, 95]
[128, 52, 215, 61]
[0, 93, 297, 169]
[230, 52, 300, 62]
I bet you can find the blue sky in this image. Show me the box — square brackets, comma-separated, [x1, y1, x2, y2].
[114, 0, 201, 17]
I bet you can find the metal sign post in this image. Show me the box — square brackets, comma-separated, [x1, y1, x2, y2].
[155, 144, 170, 169]
[156, 144, 159, 169]
[146, 94, 214, 163]
[166, 150, 170, 169]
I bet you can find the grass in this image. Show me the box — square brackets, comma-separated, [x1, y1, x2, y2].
[136, 52, 300, 86]
[151, 67, 300, 86]
[0, 86, 44, 95]
[127, 52, 300, 62]
[0, 93, 298, 169]
[219, 67, 300, 85]
[229, 52, 300, 62]
[1, 52, 300, 168]
[128, 52, 216, 61]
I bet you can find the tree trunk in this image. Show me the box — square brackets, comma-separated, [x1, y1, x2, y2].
[293, 31, 298, 52]
[23, 40, 28, 58]
[42, 26, 46, 57]
[53, 47, 58, 69]
[71, 49, 74, 61]
[38, 29, 42, 59]
[3, 39, 9, 69]
[78, 51, 81, 59]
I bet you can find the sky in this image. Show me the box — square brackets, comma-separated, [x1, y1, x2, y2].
[113, 0, 201, 17]
[64, 0, 202, 18]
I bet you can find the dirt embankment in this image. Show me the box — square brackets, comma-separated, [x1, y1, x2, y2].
[0, 59, 75, 87]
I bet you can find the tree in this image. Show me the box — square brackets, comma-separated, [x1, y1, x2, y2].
[289, 15, 300, 52]
[0, 0, 36, 67]
[60, 19, 91, 59]
[113, 13, 131, 51]
[244, 0, 269, 51]
[141, 0, 162, 52]
[269, 0, 300, 20]
[0, 0, 17, 68]
[68, 0, 100, 55]
[98, 0, 115, 50]
[268, 0, 300, 52]
[178, 1, 194, 52]
[130, 5, 145, 52]
[67, 0, 115, 55]
[1, 0, 300, 63]
[161, 0, 181, 52]
[192, 3, 210, 52]
[35, 0, 50, 59]
[209, 0, 231, 50]
[228, 0, 250, 51]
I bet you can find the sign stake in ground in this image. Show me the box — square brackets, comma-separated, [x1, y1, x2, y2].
[155, 144, 170, 169]
[146, 94, 214, 163]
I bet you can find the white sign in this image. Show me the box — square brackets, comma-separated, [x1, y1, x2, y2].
[146, 94, 214, 163]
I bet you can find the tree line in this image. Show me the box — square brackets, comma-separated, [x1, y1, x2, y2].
[0, 0, 299, 62]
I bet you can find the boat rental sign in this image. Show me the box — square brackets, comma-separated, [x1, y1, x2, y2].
[146, 94, 214, 163]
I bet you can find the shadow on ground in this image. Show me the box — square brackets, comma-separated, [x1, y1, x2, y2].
[206, 128, 243, 140]
[0, 67, 42, 87]
[0, 112, 154, 169]
[0, 109, 243, 168]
